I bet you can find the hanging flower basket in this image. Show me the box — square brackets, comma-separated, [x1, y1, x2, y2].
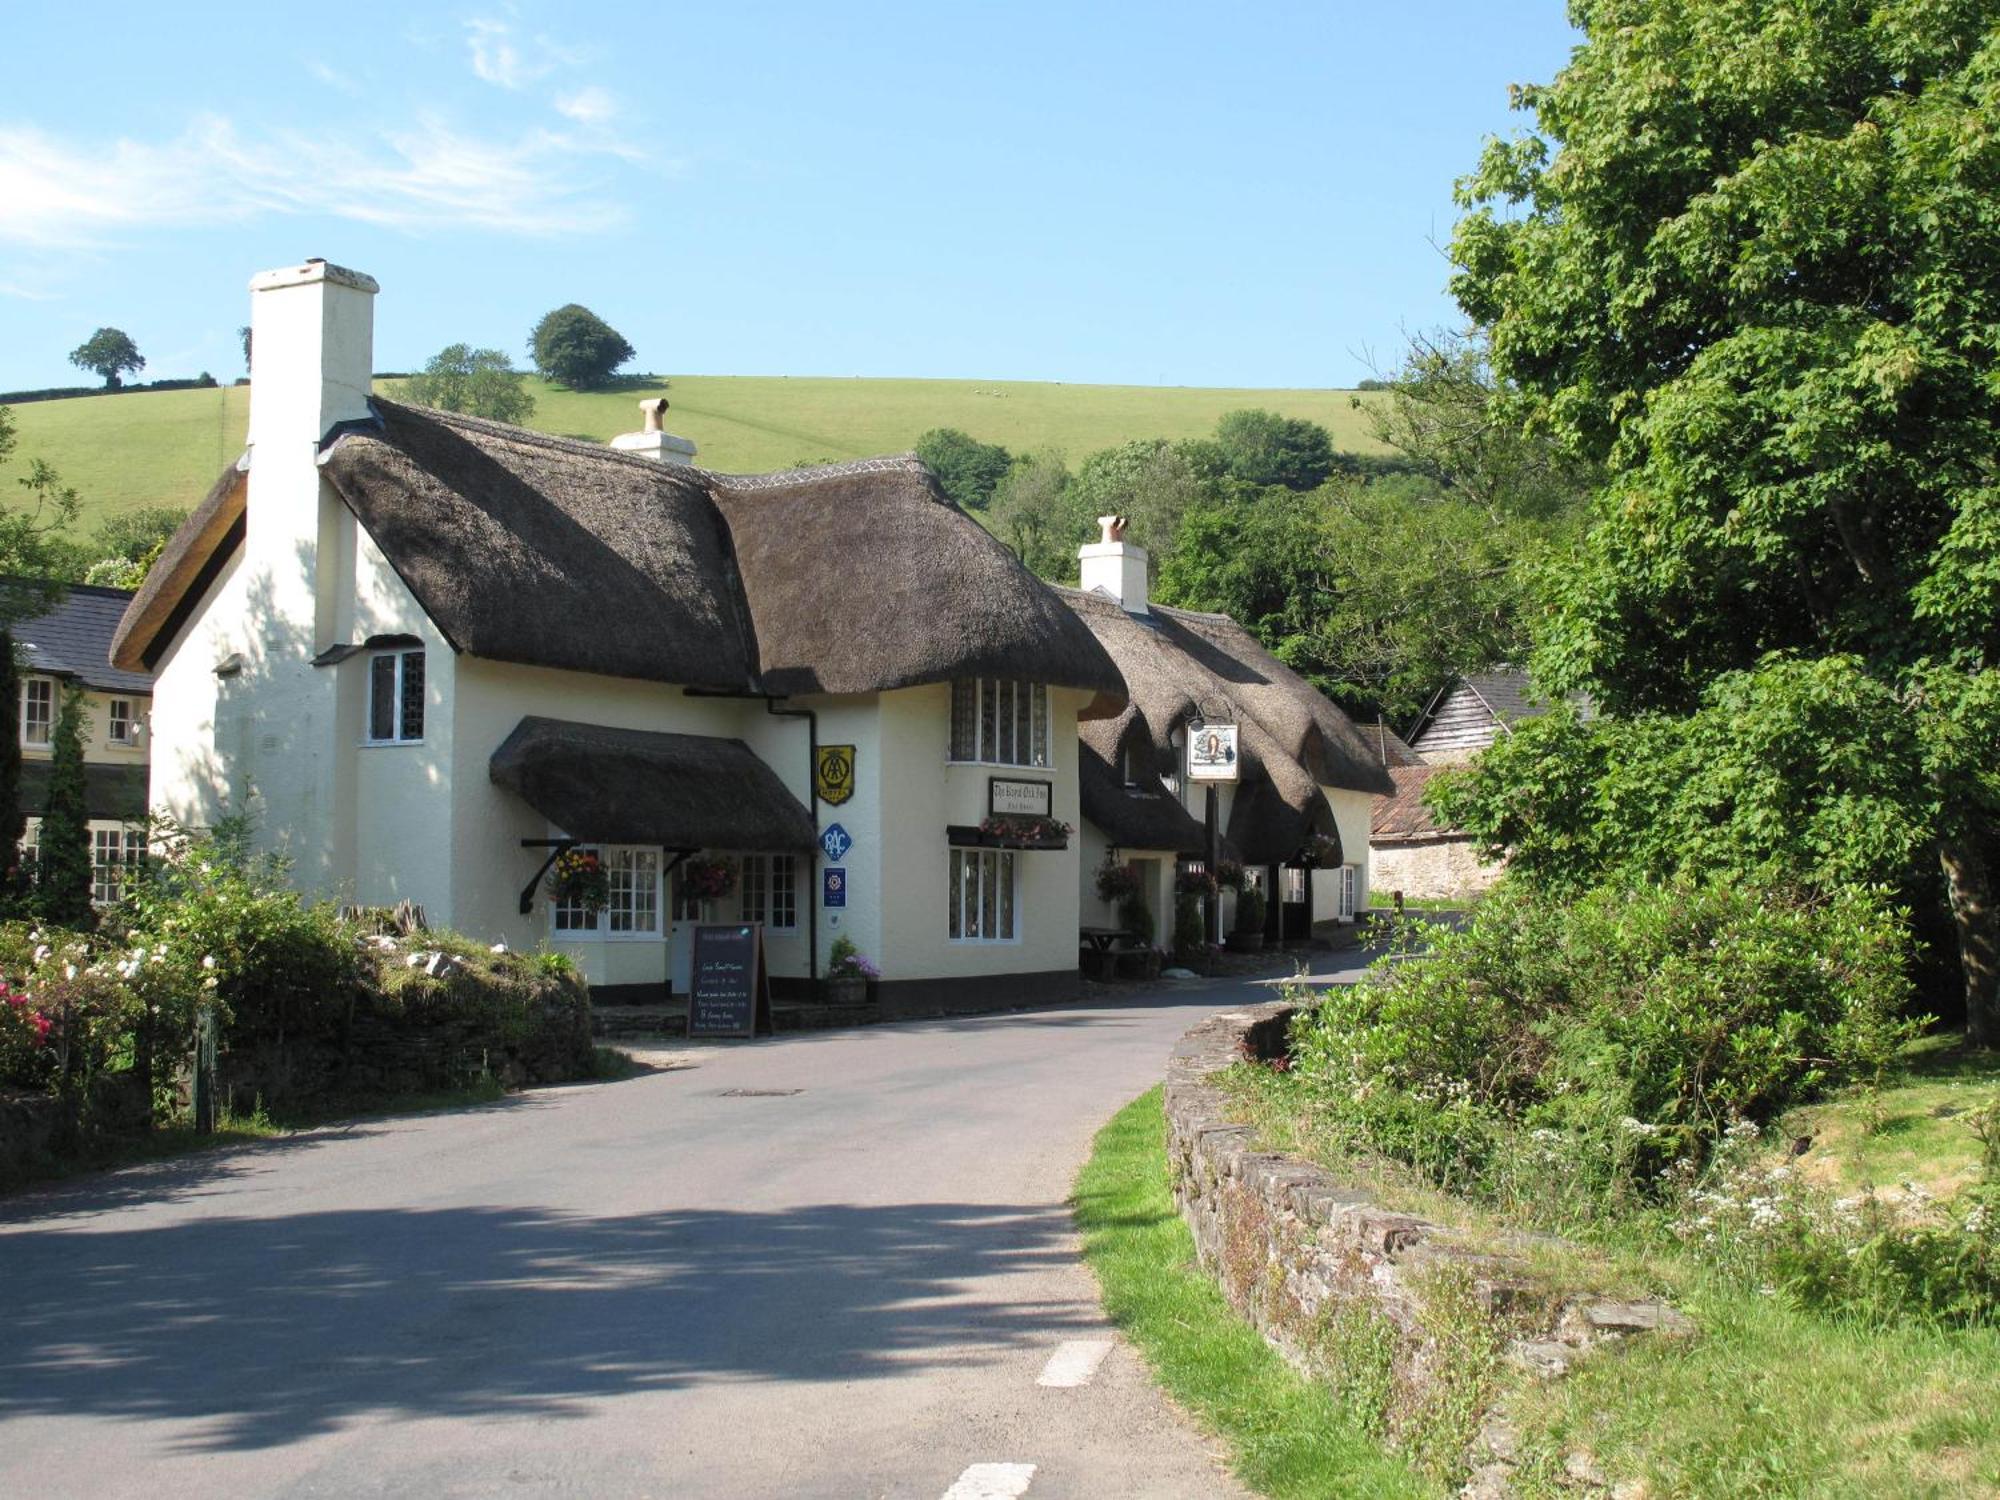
[1300, 833, 1343, 869]
[1177, 866, 1218, 897]
[547, 847, 610, 912]
[1214, 859, 1246, 891]
[1095, 858, 1141, 904]
[683, 857, 736, 902]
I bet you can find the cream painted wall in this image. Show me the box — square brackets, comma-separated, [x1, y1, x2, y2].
[875, 682, 1087, 980]
[146, 550, 246, 835]
[19, 683, 150, 766]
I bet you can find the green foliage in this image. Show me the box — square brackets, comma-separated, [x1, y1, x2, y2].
[0, 631, 19, 903]
[1448, 0, 2000, 1038]
[1073, 1089, 1432, 1499]
[1431, 656, 1937, 899]
[1173, 892, 1206, 959]
[35, 686, 92, 926]
[1212, 408, 1336, 491]
[67, 328, 144, 390]
[987, 448, 1084, 578]
[1068, 437, 1225, 564]
[1287, 882, 1916, 1217]
[1117, 892, 1153, 945]
[404, 343, 536, 425]
[0, 407, 84, 598]
[527, 304, 634, 390]
[913, 427, 1011, 511]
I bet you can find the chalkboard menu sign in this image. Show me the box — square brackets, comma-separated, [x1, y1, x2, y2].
[687, 924, 770, 1038]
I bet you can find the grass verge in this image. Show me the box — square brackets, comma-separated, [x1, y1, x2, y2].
[1071, 1087, 1431, 1500]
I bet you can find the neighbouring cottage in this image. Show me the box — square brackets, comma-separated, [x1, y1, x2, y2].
[9, 581, 153, 903]
[111, 260, 1126, 1009]
[1061, 522, 1393, 946]
[1378, 668, 1580, 900]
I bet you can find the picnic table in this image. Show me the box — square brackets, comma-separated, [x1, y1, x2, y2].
[1079, 925, 1140, 954]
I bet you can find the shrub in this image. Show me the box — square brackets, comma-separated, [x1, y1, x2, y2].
[527, 304, 634, 390]
[1118, 893, 1153, 943]
[1234, 885, 1267, 935]
[826, 935, 880, 981]
[1286, 880, 1917, 1215]
[1173, 892, 1206, 958]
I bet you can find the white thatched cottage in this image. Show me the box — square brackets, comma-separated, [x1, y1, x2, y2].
[111, 260, 1125, 1009]
[1061, 526, 1393, 945]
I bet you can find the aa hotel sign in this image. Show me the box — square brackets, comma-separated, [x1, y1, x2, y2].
[1187, 722, 1240, 783]
[816, 745, 856, 805]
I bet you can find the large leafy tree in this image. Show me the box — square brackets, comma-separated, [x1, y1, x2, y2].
[527, 304, 635, 390]
[1450, 0, 2000, 1041]
[405, 344, 536, 425]
[914, 428, 1012, 511]
[1211, 408, 1336, 491]
[68, 328, 145, 390]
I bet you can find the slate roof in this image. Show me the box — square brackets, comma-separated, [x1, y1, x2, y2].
[9, 581, 152, 695]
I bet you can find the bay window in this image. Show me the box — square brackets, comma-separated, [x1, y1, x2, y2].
[949, 679, 1049, 767]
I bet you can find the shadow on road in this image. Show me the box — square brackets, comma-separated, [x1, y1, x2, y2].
[0, 1198, 1095, 1452]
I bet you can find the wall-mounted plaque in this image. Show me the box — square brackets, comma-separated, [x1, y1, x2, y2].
[988, 777, 1053, 817]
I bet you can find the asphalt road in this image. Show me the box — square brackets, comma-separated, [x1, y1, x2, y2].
[0, 966, 1357, 1499]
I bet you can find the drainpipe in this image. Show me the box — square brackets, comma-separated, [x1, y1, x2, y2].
[764, 699, 820, 984]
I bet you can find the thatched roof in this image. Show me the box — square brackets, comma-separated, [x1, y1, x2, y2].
[1078, 735, 1209, 855]
[710, 458, 1122, 699]
[489, 716, 817, 851]
[1062, 588, 1387, 864]
[114, 402, 1124, 709]
[324, 404, 758, 690]
[110, 459, 247, 672]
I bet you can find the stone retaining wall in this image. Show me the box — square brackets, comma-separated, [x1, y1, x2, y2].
[1164, 1001, 1690, 1493]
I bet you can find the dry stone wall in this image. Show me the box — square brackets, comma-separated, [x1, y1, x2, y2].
[1164, 1001, 1691, 1493]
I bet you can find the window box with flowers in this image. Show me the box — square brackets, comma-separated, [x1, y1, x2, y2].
[952, 815, 1073, 851]
[824, 936, 879, 1005]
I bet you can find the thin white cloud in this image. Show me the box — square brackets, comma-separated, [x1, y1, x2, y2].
[0, 281, 59, 301]
[0, 114, 639, 248]
[463, 15, 586, 90]
[555, 86, 617, 127]
[305, 59, 362, 95]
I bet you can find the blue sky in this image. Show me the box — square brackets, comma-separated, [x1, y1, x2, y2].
[0, 3, 1577, 391]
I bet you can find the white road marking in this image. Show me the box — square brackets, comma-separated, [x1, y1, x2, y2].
[941, 1462, 1037, 1499]
[1036, 1339, 1114, 1388]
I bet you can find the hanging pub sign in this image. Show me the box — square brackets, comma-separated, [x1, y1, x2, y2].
[815, 744, 856, 805]
[687, 923, 772, 1038]
[1187, 722, 1241, 783]
[988, 777, 1053, 818]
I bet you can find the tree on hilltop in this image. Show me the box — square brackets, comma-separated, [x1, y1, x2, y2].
[69, 329, 145, 391]
[406, 344, 536, 425]
[528, 305, 634, 390]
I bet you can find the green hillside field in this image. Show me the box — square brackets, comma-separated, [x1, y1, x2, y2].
[4, 375, 1388, 524]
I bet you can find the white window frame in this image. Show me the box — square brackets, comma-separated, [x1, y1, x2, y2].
[365, 648, 425, 745]
[550, 844, 663, 941]
[90, 823, 147, 906]
[1338, 864, 1358, 921]
[740, 853, 799, 933]
[107, 697, 136, 745]
[21, 676, 54, 748]
[948, 847, 1019, 944]
[948, 679, 1050, 768]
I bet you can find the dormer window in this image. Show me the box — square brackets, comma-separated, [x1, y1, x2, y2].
[367, 648, 425, 744]
[20, 677, 53, 748]
[948, 679, 1049, 768]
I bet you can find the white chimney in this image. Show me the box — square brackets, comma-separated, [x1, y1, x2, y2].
[1079, 514, 1149, 614]
[611, 396, 698, 466]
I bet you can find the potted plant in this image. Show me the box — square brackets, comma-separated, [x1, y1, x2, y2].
[824, 936, 879, 1005]
[1230, 885, 1267, 952]
[546, 847, 609, 913]
[978, 814, 1073, 849]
